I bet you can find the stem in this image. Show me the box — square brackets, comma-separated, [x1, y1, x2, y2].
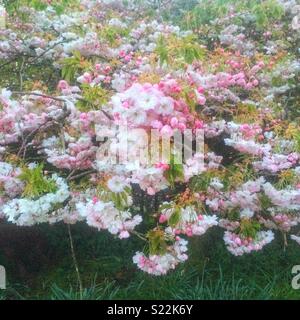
[283, 232, 288, 252]
[131, 230, 147, 242]
[13, 91, 66, 102]
[67, 169, 97, 181]
[19, 57, 25, 91]
[67, 224, 83, 299]
[13, 92, 112, 120]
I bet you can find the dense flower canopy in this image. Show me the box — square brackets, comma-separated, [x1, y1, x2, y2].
[0, 0, 300, 275]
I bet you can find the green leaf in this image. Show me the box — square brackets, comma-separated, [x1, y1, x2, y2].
[19, 164, 57, 199]
[147, 229, 168, 256]
[238, 219, 261, 239]
[156, 35, 169, 66]
[168, 207, 181, 227]
[165, 154, 184, 188]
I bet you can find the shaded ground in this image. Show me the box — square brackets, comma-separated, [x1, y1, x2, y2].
[1, 221, 300, 299]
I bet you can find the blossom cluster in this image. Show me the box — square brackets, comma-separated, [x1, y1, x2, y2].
[159, 204, 218, 237]
[133, 237, 188, 276]
[3, 173, 70, 226]
[76, 197, 142, 239]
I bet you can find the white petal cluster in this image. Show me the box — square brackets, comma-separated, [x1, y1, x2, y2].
[76, 199, 142, 239]
[2, 175, 70, 226]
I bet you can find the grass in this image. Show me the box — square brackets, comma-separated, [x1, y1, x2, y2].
[0, 267, 278, 300]
[48, 267, 276, 300]
[1, 223, 300, 300]
[1, 266, 296, 300]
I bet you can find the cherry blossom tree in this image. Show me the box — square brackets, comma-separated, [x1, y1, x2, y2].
[0, 0, 300, 284]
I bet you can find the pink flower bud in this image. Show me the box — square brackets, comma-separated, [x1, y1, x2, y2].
[197, 94, 206, 105]
[159, 214, 168, 223]
[92, 196, 99, 204]
[57, 80, 69, 90]
[197, 86, 205, 94]
[170, 117, 179, 128]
